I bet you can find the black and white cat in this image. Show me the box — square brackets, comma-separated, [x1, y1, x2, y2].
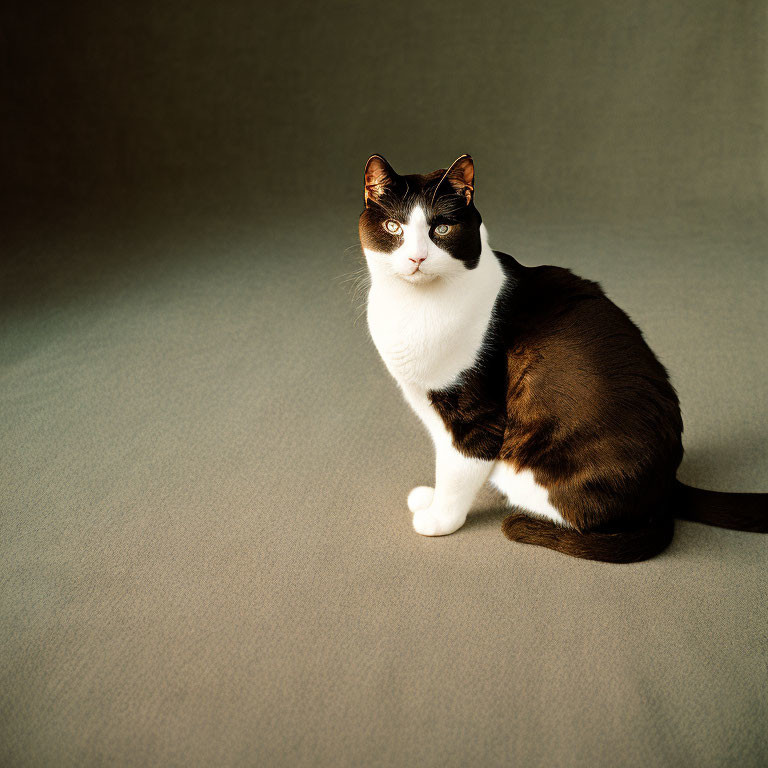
[358, 154, 765, 562]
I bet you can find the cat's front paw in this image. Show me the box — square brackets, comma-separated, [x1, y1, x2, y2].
[412, 507, 466, 537]
[407, 486, 435, 512]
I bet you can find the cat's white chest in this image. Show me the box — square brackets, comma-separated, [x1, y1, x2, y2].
[367, 285, 486, 390]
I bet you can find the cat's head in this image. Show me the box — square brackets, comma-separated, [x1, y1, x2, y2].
[358, 155, 483, 285]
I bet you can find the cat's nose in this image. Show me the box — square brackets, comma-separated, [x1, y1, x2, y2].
[409, 256, 427, 265]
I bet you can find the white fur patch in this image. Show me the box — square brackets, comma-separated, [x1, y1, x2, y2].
[489, 462, 570, 526]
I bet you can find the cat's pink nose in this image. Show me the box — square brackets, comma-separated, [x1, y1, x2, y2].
[409, 256, 427, 265]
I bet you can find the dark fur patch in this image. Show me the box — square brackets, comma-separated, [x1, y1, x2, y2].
[430, 252, 686, 559]
[358, 156, 482, 270]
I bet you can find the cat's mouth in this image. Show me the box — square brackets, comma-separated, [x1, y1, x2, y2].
[401, 268, 437, 284]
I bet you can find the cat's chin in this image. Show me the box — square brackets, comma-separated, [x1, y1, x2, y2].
[399, 271, 438, 285]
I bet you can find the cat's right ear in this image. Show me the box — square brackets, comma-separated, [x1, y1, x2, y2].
[364, 154, 398, 207]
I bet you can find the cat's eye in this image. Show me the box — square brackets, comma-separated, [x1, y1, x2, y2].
[434, 224, 451, 236]
[384, 220, 402, 235]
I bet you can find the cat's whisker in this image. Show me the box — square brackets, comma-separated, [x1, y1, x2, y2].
[337, 259, 372, 324]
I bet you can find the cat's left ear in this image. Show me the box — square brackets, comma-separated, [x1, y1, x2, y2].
[437, 154, 474, 205]
[364, 154, 399, 207]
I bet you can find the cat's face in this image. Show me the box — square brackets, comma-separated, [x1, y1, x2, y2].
[358, 155, 482, 285]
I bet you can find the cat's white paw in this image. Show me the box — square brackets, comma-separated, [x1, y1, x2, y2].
[412, 507, 466, 536]
[407, 486, 435, 513]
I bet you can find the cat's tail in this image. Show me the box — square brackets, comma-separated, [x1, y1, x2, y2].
[501, 513, 674, 563]
[673, 481, 768, 533]
[501, 484, 767, 563]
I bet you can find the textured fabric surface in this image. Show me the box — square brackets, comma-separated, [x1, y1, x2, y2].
[2, 2, 767, 767]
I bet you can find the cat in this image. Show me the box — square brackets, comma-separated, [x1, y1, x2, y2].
[358, 153, 766, 562]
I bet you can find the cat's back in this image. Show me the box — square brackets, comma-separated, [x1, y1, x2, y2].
[491, 252, 680, 431]
[493, 251, 609, 329]
[494, 252, 663, 373]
